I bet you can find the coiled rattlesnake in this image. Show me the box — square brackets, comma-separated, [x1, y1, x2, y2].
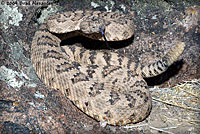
[31, 11, 186, 126]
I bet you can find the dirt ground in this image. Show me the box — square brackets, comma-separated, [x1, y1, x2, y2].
[0, 0, 199, 133]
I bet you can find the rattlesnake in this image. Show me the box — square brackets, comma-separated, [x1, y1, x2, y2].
[31, 10, 186, 126]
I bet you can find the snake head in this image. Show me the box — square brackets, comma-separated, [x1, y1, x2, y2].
[79, 19, 106, 34]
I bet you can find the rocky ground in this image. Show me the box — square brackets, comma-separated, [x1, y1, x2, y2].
[0, 0, 199, 133]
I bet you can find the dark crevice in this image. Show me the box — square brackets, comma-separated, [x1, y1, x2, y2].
[59, 34, 135, 50]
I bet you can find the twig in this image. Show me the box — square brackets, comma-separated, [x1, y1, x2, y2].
[152, 97, 200, 112]
[149, 126, 175, 134]
[123, 123, 148, 129]
[182, 90, 199, 98]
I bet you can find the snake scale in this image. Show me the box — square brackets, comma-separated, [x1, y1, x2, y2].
[31, 10, 186, 126]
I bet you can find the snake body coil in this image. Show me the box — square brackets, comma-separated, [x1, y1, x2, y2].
[31, 11, 185, 125]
